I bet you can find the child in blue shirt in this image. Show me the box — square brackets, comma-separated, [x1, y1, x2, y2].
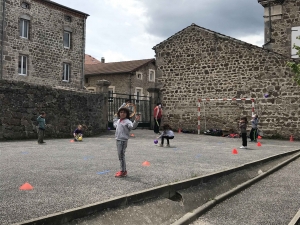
[73, 125, 83, 141]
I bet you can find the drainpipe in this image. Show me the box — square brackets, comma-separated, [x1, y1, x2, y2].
[129, 72, 133, 100]
[1, 0, 6, 80]
[81, 16, 87, 89]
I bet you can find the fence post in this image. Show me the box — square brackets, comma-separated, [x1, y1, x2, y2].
[96, 80, 111, 130]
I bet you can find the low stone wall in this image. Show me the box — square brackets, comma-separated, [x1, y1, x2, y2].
[0, 80, 107, 140]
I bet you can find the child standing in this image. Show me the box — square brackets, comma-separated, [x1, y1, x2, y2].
[250, 114, 259, 142]
[113, 107, 140, 177]
[37, 111, 46, 144]
[239, 117, 248, 149]
[157, 124, 174, 147]
[73, 125, 83, 141]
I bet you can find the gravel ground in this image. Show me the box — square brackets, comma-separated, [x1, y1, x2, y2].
[0, 130, 299, 225]
[192, 157, 300, 225]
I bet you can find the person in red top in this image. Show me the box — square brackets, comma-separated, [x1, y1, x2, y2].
[153, 103, 162, 134]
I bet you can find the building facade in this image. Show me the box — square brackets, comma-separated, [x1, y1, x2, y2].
[153, 0, 300, 139]
[259, 0, 300, 57]
[0, 0, 88, 89]
[85, 58, 157, 100]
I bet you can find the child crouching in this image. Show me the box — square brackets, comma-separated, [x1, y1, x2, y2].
[157, 124, 174, 147]
[73, 125, 83, 141]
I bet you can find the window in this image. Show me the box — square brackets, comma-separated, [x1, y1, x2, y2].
[19, 19, 29, 38]
[108, 86, 116, 97]
[135, 87, 143, 100]
[149, 69, 155, 82]
[63, 31, 71, 48]
[291, 26, 300, 58]
[87, 87, 96, 92]
[18, 55, 27, 75]
[137, 72, 142, 80]
[64, 15, 72, 22]
[63, 63, 70, 82]
[21, 2, 30, 9]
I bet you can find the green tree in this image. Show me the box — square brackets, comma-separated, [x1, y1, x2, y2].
[287, 36, 300, 85]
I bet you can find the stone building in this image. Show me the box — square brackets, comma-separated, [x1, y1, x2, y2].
[259, 0, 300, 57]
[0, 0, 89, 89]
[85, 58, 157, 99]
[153, 0, 300, 139]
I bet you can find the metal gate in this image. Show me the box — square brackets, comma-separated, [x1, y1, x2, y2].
[108, 93, 152, 129]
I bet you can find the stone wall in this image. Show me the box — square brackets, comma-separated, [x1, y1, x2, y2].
[154, 24, 300, 139]
[2, 0, 86, 89]
[259, 0, 300, 57]
[0, 80, 107, 140]
[0, 0, 3, 79]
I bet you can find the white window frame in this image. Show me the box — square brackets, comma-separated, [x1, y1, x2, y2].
[148, 69, 155, 82]
[18, 55, 27, 75]
[63, 31, 71, 49]
[135, 87, 143, 100]
[136, 72, 143, 80]
[87, 87, 96, 92]
[291, 26, 300, 58]
[63, 63, 70, 82]
[108, 86, 116, 97]
[20, 18, 29, 39]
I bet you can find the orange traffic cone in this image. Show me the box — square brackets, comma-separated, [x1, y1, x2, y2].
[70, 139, 74, 143]
[232, 149, 238, 154]
[290, 135, 294, 142]
[142, 161, 150, 166]
[19, 182, 34, 191]
[258, 136, 262, 139]
[257, 142, 262, 147]
[178, 128, 182, 133]
[130, 133, 135, 137]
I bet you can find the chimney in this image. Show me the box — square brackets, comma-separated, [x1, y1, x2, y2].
[101, 57, 105, 63]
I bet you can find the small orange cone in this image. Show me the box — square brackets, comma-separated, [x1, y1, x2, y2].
[142, 161, 150, 166]
[232, 149, 238, 154]
[178, 128, 182, 133]
[258, 136, 262, 139]
[19, 182, 34, 191]
[70, 140, 74, 143]
[257, 142, 262, 147]
[290, 135, 294, 142]
[130, 133, 135, 137]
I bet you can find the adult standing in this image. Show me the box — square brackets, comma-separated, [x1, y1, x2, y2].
[153, 103, 162, 134]
[250, 114, 259, 142]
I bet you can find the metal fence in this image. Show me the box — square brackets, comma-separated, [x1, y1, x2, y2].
[108, 93, 152, 129]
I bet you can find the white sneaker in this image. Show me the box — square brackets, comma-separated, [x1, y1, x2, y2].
[240, 146, 247, 149]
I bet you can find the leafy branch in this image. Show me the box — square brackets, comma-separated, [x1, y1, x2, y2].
[287, 36, 300, 85]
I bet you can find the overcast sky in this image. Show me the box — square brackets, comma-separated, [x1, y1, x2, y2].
[54, 0, 265, 62]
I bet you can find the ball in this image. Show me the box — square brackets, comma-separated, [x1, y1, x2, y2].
[78, 136, 83, 141]
[264, 93, 269, 98]
[154, 139, 158, 144]
[108, 127, 111, 130]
